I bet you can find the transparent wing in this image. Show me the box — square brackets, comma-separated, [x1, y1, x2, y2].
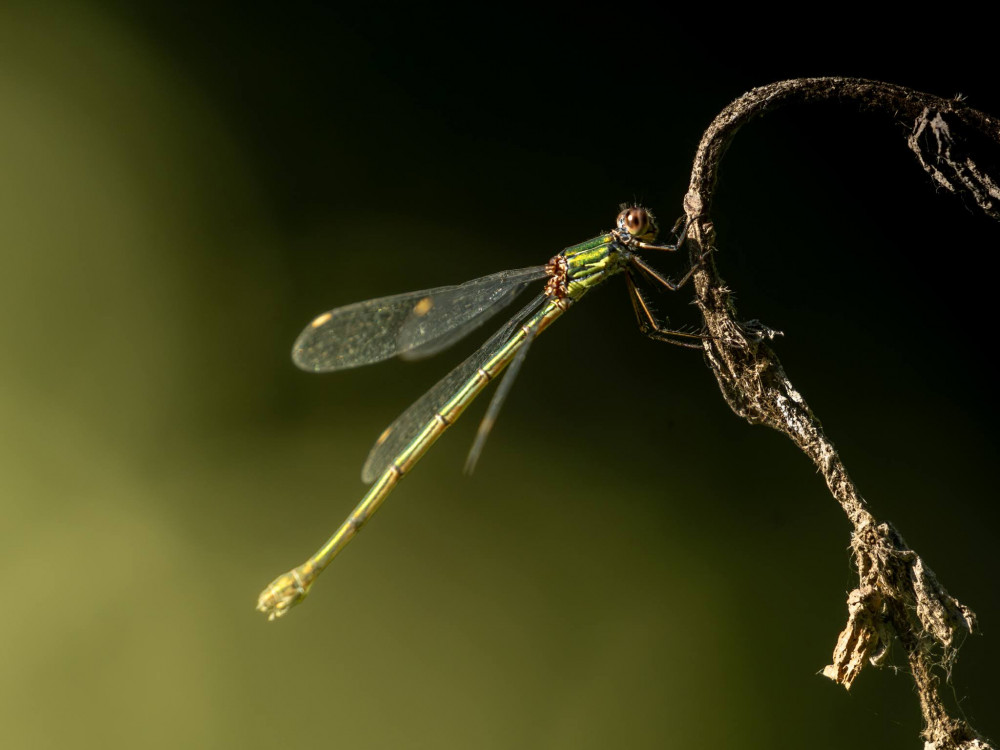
[397, 266, 546, 361]
[463, 316, 539, 475]
[293, 266, 547, 372]
[361, 293, 546, 483]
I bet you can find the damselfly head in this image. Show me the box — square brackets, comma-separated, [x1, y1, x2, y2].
[616, 206, 659, 242]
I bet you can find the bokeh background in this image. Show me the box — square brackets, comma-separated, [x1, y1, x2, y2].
[2, 4, 998, 748]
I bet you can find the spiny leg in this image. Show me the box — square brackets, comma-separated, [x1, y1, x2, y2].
[668, 214, 689, 246]
[630, 215, 690, 253]
[629, 249, 709, 292]
[625, 272, 707, 349]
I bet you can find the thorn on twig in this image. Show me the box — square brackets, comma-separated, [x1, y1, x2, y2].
[740, 319, 784, 342]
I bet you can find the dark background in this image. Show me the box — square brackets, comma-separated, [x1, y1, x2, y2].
[1, 3, 997, 748]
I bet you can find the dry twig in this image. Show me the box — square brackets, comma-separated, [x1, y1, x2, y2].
[682, 77, 998, 750]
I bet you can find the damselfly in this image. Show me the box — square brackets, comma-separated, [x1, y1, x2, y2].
[257, 206, 706, 620]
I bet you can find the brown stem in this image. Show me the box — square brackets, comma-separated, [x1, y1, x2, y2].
[682, 77, 994, 750]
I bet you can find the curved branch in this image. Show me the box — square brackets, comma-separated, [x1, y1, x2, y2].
[681, 77, 995, 750]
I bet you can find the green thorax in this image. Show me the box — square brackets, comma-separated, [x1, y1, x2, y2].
[558, 232, 630, 301]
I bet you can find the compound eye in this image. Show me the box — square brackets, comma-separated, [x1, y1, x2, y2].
[617, 207, 655, 239]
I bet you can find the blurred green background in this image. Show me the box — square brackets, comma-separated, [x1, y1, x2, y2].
[2, 4, 998, 748]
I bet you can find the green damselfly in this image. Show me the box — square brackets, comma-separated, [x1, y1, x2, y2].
[257, 206, 706, 620]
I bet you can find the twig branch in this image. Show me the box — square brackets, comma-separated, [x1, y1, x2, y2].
[681, 77, 997, 750]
